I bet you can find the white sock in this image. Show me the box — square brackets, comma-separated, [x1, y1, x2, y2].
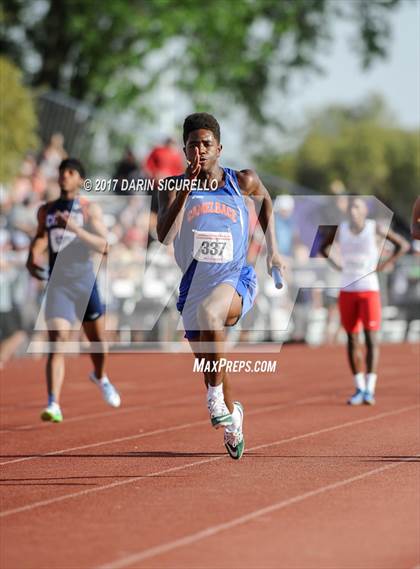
[366, 373, 377, 394]
[354, 373, 366, 391]
[226, 404, 241, 432]
[207, 383, 223, 400]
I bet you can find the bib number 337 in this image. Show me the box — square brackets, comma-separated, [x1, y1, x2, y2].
[193, 230, 233, 264]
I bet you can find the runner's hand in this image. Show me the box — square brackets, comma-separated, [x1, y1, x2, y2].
[186, 147, 201, 180]
[26, 258, 48, 281]
[267, 251, 286, 277]
[55, 211, 79, 234]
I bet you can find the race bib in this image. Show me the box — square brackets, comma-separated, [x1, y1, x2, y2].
[193, 230, 233, 264]
[50, 227, 77, 253]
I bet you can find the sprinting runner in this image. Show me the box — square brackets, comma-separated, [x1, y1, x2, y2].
[321, 197, 409, 405]
[157, 113, 284, 459]
[26, 158, 120, 422]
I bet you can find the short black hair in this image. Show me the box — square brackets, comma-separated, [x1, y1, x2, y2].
[183, 113, 221, 144]
[59, 158, 86, 179]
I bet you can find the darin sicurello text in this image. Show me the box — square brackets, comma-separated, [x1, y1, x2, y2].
[119, 178, 218, 192]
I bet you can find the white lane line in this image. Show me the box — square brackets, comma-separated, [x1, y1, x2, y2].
[0, 361, 346, 433]
[249, 404, 420, 453]
[0, 395, 326, 466]
[0, 362, 322, 436]
[1, 405, 162, 432]
[98, 454, 420, 569]
[1, 404, 417, 518]
[0, 393, 201, 433]
[0, 372, 204, 432]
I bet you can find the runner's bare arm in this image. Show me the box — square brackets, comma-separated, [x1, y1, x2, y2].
[236, 169, 285, 275]
[26, 204, 48, 279]
[411, 196, 420, 240]
[376, 224, 410, 271]
[86, 202, 109, 254]
[87, 203, 107, 236]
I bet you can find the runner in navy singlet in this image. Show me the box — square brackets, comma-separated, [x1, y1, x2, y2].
[157, 113, 285, 459]
[27, 159, 121, 422]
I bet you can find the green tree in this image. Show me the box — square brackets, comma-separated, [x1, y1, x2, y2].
[257, 95, 420, 219]
[0, 0, 403, 121]
[0, 56, 38, 183]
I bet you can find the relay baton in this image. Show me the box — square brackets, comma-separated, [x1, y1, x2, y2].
[272, 267, 283, 289]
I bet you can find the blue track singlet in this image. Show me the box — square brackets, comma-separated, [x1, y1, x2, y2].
[174, 168, 257, 338]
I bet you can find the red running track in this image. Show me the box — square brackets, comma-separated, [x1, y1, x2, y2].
[0, 343, 419, 569]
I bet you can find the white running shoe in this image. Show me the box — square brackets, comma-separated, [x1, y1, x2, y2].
[224, 402, 245, 460]
[89, 373, 121, 408]
[347, 389, 365, 406]
[207, 395, 232, 429]
[363, 391, 376, 405]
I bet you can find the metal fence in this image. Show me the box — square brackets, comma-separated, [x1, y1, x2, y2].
[37, 91, 93, 157]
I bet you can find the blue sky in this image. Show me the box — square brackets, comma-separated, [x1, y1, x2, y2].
[286, 0, 420, 129]
[132, 0, 419, 164]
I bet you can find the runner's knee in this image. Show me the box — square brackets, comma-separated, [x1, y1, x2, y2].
[197, 303, 223, 331]
[92, 339, 106, 352]
[347, 333, 360, 348]
[48, 329, 70, 355]
[48, 329, 70, 343]
[364, 330, 378, 349]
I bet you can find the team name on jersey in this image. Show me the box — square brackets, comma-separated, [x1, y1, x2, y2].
[187, 201, 237, 223]
[46, 211, 84, 229]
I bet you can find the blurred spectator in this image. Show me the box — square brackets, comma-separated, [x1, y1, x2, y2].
[0, 229, 28, 367]
[113, 147, 146, 195]
[274, 194, 297, 257]
[114, 147, 138, 180]
[288, 244, 319, 344]
[123, 226, 147, 254]
[144, 137, 184, 180]
[143, 137, 184, 213]
[389, 240, 420, 326]
[39, 132, 67, 179]
[42, 179, 60, 202]
[324, 180, 349, 225]
[119, 195, 148, 230]
[8, 194, 38, 235]
[10, 174, 33, 203]
[329, 179, 346, 196]
[20, 153, 38, 177]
